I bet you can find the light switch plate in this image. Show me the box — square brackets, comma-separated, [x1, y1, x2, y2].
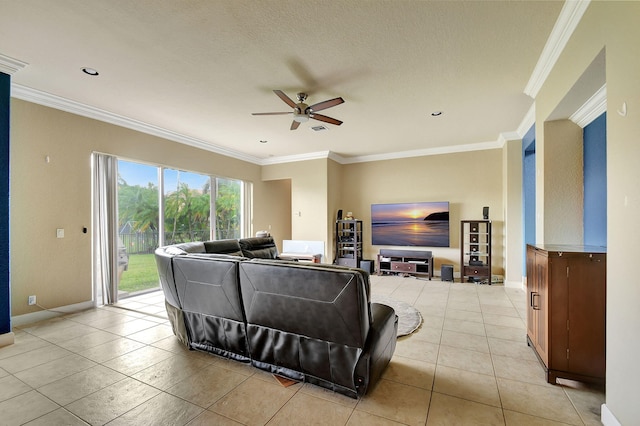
[56, 228, 64, 238]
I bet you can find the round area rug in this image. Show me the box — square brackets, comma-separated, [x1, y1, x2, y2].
[371, 295, 423, 337]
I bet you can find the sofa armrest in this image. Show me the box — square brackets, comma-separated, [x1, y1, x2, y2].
[355, 303, 398, 396]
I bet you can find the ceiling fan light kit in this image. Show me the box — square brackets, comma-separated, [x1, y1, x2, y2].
[252, 89, 344, 130]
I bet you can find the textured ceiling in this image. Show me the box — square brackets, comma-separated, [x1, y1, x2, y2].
[0, 0, 563, 162]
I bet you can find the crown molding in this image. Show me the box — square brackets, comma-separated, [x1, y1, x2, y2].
[524, 0, 591, 98]
[11, 84, 264, 165]
[260, 151, 336, 165]
[13, 84, 514, 167]
[517, 104, 536, 137]
[336, 141, 503, 165]
[498, 132, 523, 146]
[0, 53, 28, 75]
[570, 84, 606, 127]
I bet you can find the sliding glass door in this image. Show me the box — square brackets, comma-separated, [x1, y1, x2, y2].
[163, 169, 211, 244]
[113, 159, 249, 298]
[117, 160, 160, 297]
[213, 177, 242, 240]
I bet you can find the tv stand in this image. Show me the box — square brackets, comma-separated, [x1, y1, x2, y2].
[377, 249, 433, 279]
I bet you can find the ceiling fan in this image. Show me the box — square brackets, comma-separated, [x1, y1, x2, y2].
[252, 90, 344, 130]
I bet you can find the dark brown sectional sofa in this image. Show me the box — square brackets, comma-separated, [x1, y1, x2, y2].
[155, 237, 397, 398]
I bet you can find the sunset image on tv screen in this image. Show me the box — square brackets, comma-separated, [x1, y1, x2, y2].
[371, 201, 449, 247]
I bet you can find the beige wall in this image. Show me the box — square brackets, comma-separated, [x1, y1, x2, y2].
[536, 119, 584, 245]
[340, 150, 504, 277]
[10, 99, 288, 316]
[502, 138, 523, 287]
[252, 179, 292, 251]
[326, 158, 343, 262]
[17, 102, 514, 319]
[262, 159, 331, 256]
[535, 2, 640, 423]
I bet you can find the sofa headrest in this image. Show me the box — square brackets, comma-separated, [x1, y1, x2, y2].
[239, 237, 279, 259]
[203, 239, 244, 256]
[186, 252, 246, 261]
[161, 242, 206, 255]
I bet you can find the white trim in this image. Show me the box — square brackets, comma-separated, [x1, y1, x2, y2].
[517, 104, 536, 137]
[498, 132, 522, 145]
[0, 53, 28, 75]
[524, 1, 591, 98]
[570, 84, 607, 128]
[11, 301, 95, 327]
[260, 150, 335, 165]
[11, 84, 264, 165]
[601, 404, 622, 426]
[336, 141, 504, 165]
[0, 331, 15, 348]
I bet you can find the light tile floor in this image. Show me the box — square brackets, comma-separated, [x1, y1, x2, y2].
[0, 275, 605, 425]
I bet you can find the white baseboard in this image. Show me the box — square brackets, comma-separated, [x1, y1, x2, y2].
[0, 331, 15, 348]
[12, 300, 96, 327]
[601, 404, 621, 426]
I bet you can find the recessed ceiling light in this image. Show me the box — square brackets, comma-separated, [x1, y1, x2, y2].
[82, 67, 99, 76]
[431, 111, 443, 117]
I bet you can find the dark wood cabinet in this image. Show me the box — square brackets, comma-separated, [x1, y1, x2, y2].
[335, 220, 363, 268]
[526, 244, 606, 385]
[460, 220, 492, 283]
[377, 249, 432, 279]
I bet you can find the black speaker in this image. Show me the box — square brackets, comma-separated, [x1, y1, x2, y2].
[483, 206, 489, 220]
[337, 209, 343, 220]
[441, 264, 454, 282]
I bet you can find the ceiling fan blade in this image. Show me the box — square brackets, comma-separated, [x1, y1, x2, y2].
[308, 97, 344, 112]
[310, 113, 343, 126]
[274, 90, 297, 108]
[290, 120, 301, 130]
[251, 112, 292, 116]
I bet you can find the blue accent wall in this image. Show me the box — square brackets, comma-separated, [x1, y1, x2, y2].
[583, 112, 607, 246]
[0, 72, 10, 335]
[522, 125, 536, 255]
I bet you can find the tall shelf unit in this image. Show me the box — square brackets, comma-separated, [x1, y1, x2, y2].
[335, 220, 363, 268]
[460, 220, 492, 283]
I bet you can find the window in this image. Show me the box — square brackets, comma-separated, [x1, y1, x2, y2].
[163, 169, 211, 244]
[116, 159, 250, 296]
[213, 177, 242, 240]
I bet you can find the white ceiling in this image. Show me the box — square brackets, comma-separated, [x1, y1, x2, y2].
[0, 0, 565, 164]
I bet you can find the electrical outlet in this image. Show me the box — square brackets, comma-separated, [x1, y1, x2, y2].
[28, 295, 36, 305]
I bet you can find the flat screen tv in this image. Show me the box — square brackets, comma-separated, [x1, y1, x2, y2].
[371, 201, 450, 247]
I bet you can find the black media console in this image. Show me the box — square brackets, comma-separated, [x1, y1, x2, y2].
[377, 249, 433, 280]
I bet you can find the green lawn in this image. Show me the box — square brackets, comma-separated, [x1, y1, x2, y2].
[119, 253, 160, 294]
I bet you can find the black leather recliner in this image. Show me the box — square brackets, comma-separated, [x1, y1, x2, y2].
[155, 239, 248, 357]
[155, 237, 397, 398]
[239, 259, 397, 397]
